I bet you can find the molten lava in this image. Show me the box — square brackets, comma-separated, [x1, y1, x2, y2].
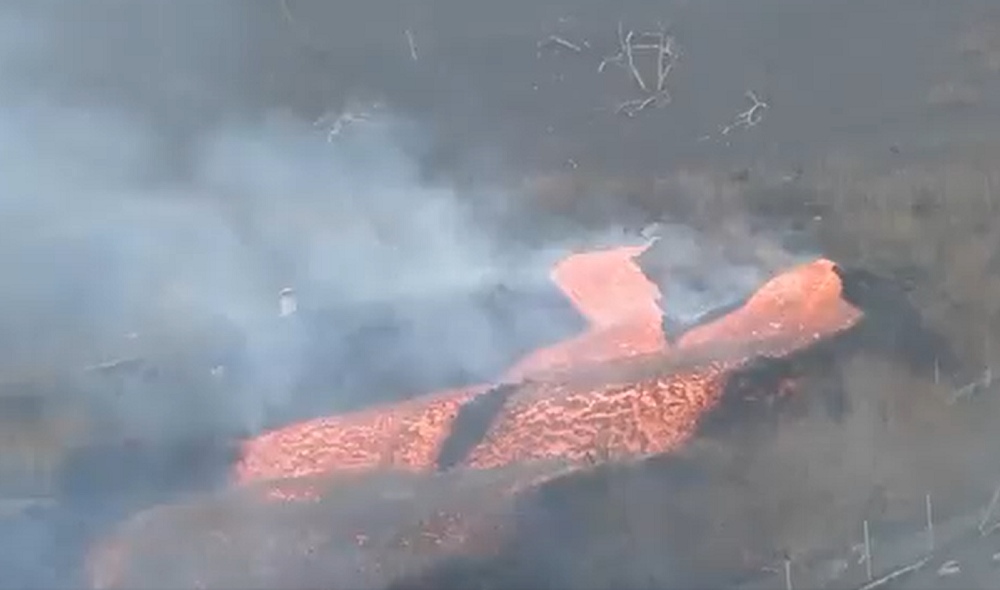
[237, 385, 486, 483]
[679, 258, 861, 354]
[90, 242, 869, 590]
[234, 248, 860, 487]
[463, 361, 730, 469]
[236, 244, 669, 484]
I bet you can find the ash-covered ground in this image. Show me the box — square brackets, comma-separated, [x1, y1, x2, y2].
[6, 0, 1000, 588]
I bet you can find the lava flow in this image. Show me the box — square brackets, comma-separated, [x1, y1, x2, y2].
[90, 243, 868, 590]
[235, 243, 669, 485]
[463, 258, 862, 469]
[235, 245, 860, 486]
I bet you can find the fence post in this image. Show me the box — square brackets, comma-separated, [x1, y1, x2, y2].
[925, 493, 935, 554]
[863, 519, 873, 581]
[979, 483, 1000, 533]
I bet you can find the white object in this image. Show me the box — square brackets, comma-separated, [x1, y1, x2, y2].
[937, 560, 960, 577]
[278, 288, 297, 318]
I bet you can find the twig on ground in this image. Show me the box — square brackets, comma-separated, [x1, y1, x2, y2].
[616, 90, 670, 117]
[538, 35, 584, 53]
[936, 560, 960, 577]
[404, 29, 419, 62]
[83, 357, 145, 375]
[314, 110, 372, 141]
[854, 557, 930, 590]
[721, 90, 769, 135]
[948, 366, 995, 405]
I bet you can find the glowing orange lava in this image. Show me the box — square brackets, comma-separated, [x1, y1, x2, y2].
[234, 248, 860, 488]
[235, 243, 668, 485]
[235, 385, 485, 483]
[678, 258, 862, 354]
[90, 244, 869, 590]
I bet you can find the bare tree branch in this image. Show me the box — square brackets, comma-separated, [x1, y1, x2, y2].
[623, 29, 648, 92]
[601, 20, 679, 118]
[721, 90, 769, 135]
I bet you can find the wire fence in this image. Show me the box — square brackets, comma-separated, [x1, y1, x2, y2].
[740, 365, 1000, 590]
[739, 485, 1000, 590]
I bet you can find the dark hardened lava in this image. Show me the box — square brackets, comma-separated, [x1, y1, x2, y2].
[434, 383, 519, 471]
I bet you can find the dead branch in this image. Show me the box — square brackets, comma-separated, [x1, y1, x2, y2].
[656, 31, 667, 92]
[404, 29, 419, 62]
[616, 90, 670, 117]
[601, 21, 679, 118]
[598, 21, 627, 73]
[616, 96, 656, 118]
[854, 557, 930, 590]
[598, 52, 621, 72]
[83, 357, 145, 375]
[657, 30, 678, 92]
[948, 366, 995, 405]
[983, 519, 1000, 536]
[538, 35, 583, 54]
[721, 90, 769, 135]
[314, 109, 372, 141]
[936, 560, 960, 577]
[623, 29, 648, 92]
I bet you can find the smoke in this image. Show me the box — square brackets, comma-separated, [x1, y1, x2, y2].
[0, 0, 815, 470]
[0, 4, 906, 589]
[0, 2, 568, 443]
[637, 218, 819, 339]
[0, 4, 579, 588]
